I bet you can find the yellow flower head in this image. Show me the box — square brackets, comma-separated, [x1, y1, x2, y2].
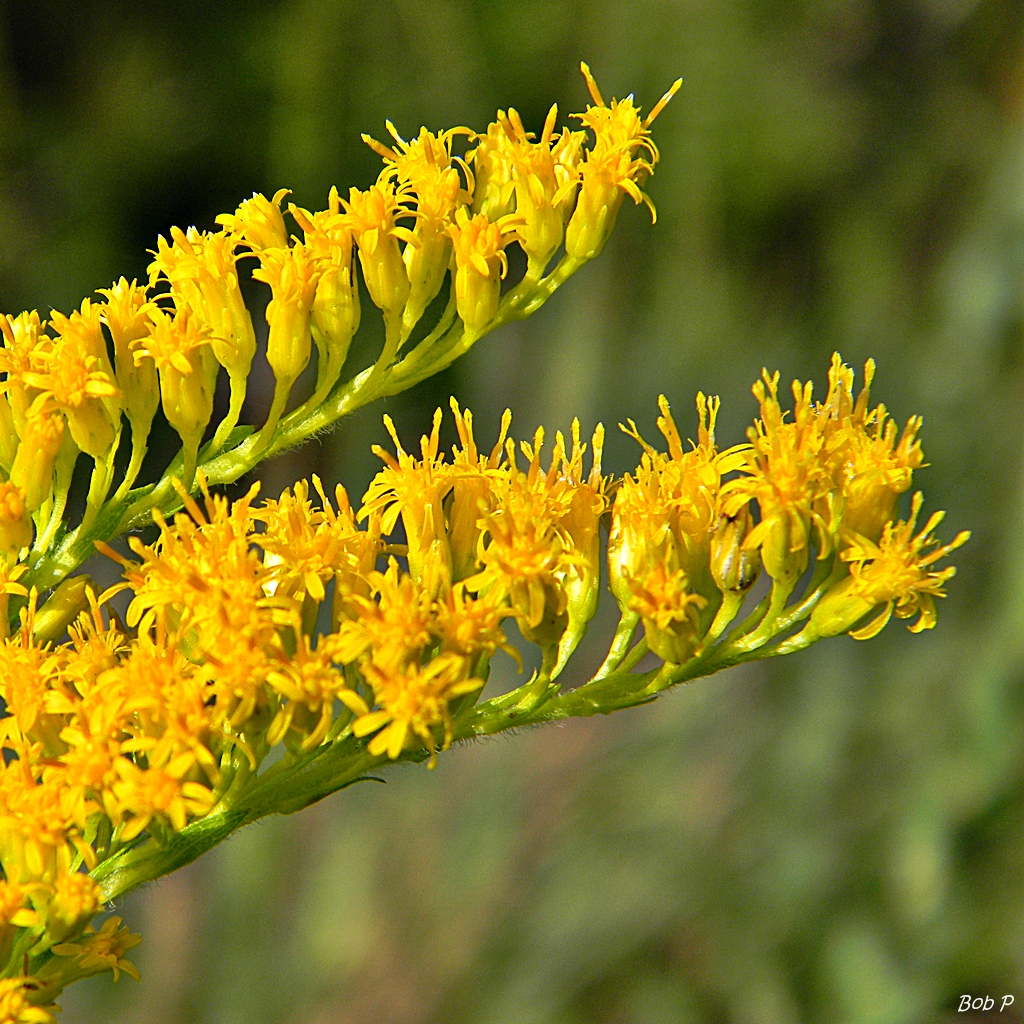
[353, 650, 479, 762]
[342, 181, 416, 317]
[497, 104, 577, 276]
[252, 243, 322, 385]
[553, 419, 609, 666]
[721, 370, 834, 588]
[468, 120, 517, 221]
[818, 355, 925, 541]
[49, 914, 141, 983]
[290, 189, 361, 385]
[472, 426, 580, 648]
[0, 760, 91, 884]
[612, 393, 743, 610]
[112, 757, 215, 840]
[148, 226, 257, 383]
[49, 299, 115, 382]
[0, 310, 48, 433]
[255, 476, 379, 608]
[627, 562, 707, 664]
[21, 335, 119, 459]
[8, 397, 65, 512]
[810, 492, 970, 640]
[43, 871, 102, 944]
[216, 188, 292, 251]
[565, 63, 680, 259]
[365, 122, 473, 332]
[434, 581, 516, 666]
[334, 558, 436, 670]
[362, 409, 455, 596]
[265, 633, 367, 751]
[0, 977, 58, 1024]
[97, 278, 159, 438]
[446, 398, 512, 583]
[446, 205, 521, 334]
[364, 122, 472, 225]
[133, 307, 217, 459]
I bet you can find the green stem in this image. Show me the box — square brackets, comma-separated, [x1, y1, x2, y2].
[592, 611, 640, 680]
[210, 374, 248, 454]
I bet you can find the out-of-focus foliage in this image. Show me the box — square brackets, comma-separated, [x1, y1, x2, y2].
[1, 0, 1022, 1021]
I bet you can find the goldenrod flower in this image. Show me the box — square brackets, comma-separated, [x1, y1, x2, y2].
[0, 310, 48, 434]
[446, 205, 521, 335]
[498, 105, 578, 277]
[468, 120, 516, 221]
[362, 409, 455, 596]
[97, 278, 159, 459]
[565, 63, 680, 260]
[21, 334, 119, 459]
[354, 651, 480, 762]
[0, 978, 58, 1024]
[10, 397, 65, 513]
[342, 181, 417, 319]
[627, 562, 707, 664]
[721, 371, 834, 588]
[334, 559, 436, 669]
[111, 757, 215, 840]
[148, 226, 257, 384]
[555, 420, 609, 668]
[0, 759, 90, 885]
[48, 915, 141, 983]
[364, 123, 472, 331]
[472, 427, 580, 648]
[447, 398, 511, 582]
[252, 243, 321, 388]
[265, 634, 367, 751]
[148, 226, 257, 446]
[256, 477, 378, 611]
[818, 356, 925, 542]
[216, 188, 291, 251]
[42, 871, 102, 945]
[132, 307, 218, 484]
[611, 393, 744, 612]
[49, 299, 117, 395]
[809, 492, 970, 640]
[290, 190, 361, 400]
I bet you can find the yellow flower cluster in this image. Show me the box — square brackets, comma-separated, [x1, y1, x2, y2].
[0, 64, 679, 567]
[0, 353, 965, 1013]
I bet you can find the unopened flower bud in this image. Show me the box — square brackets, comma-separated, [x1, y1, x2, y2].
[710, 507, 760, 593]
[758, 509, 811, 588]
[0, 482, 32, 554]
[33, 575, 92, 644]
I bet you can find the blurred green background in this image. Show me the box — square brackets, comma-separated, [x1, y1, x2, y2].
[2, 0, 1023, 1021]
